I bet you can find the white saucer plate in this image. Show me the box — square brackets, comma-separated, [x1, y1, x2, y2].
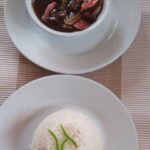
[0, 75, 138, 150]
[4, 0, 141, 74]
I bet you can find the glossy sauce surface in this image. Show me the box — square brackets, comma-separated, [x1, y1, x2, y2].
[33, 0, 104, 32]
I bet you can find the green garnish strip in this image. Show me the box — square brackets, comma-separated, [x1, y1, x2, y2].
[60, 139, 68, 150]
[48, 129, 59, 150]
[48, 124, 78, 150]
[60, 124, 78, 148]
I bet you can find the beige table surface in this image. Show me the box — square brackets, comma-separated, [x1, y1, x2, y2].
[0, 0, 150, 149]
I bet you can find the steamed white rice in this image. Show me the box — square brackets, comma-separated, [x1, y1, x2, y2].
[31, 109, 102, 150]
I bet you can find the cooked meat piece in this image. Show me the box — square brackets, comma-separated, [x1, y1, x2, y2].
[74, 19, 90, 30]
[81, 0, 99, 12]
[41, 2, 57, 22]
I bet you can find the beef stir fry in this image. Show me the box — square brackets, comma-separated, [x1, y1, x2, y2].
[33, 0, 104, 32]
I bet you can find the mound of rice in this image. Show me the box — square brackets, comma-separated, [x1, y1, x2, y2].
[31, 109, 102, 150]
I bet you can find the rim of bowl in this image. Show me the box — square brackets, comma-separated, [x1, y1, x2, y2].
[25, 0, 109, 37]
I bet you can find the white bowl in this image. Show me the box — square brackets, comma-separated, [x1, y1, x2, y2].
[25, 0, 117, 54]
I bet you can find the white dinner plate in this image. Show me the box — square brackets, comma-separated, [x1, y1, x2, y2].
[0, 75, 138, 150]
[4, 0, 141, 74]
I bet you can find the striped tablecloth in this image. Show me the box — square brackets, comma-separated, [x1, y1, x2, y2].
[0, 0, 150, 149]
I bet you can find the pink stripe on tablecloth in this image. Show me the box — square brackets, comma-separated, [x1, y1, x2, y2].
[121, 9, 150, 150]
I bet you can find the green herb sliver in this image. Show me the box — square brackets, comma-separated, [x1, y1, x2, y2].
[60, 124, 78, 148]
[48, 129, 59, 150]
[60, 139, 68, 150]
